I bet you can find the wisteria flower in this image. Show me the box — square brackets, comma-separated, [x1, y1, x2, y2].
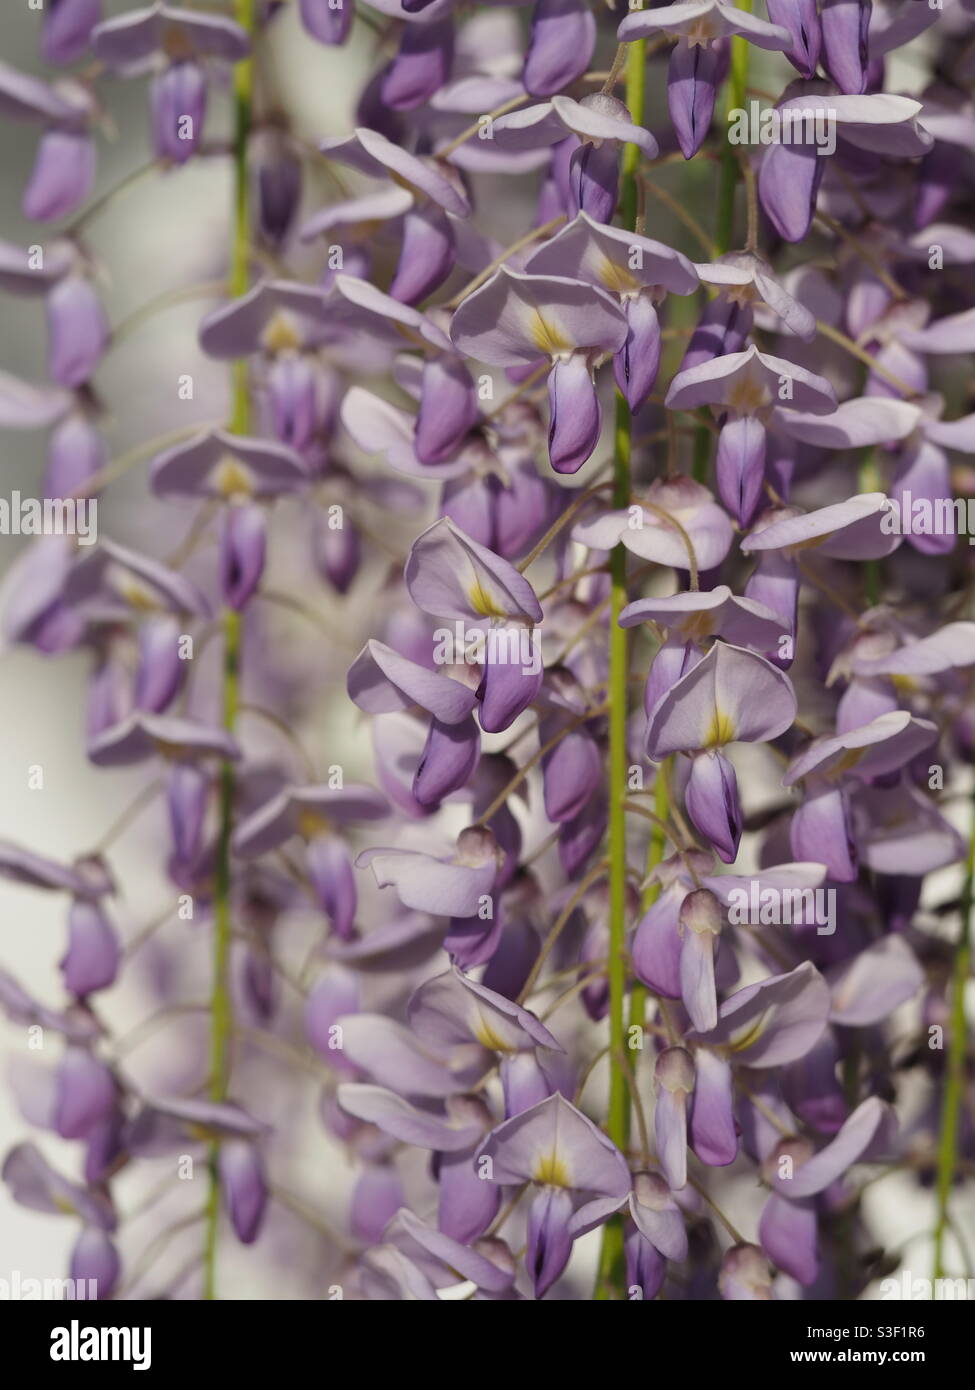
[450, 267, 627, 473]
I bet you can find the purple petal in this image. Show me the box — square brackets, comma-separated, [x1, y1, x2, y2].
[696, 961, 831, 1067]
[820, 0, 870, 95]
[790, 784, 858, 883]
[646, 641, 797, 759]
[547, 353, 602, 474]
[413, 714, 481, 807]
[716, 415, 766, 527]
[405, 516, 543, 623]
[689, 1048, 738, 1166]
[23, 128, 96, 223]
[61, 899, 119, 997]
[151, 61, 207, 164]
[773, 1097, 896, 1198]
[69, 1227, 120, 1300]
[827, 936, 923, 1026]
[523, 0, 596, 98]
[668, 39, 720, 160]
[219, 1140, 267, 1245]
[526, 1185, 574, 1297]
[151, 429, 307, 499]
[347, 638, 478, 723]
[390, 202, 456, 305]
[759, 1192, 819, 1284]
[219, 503, 266, 611]
[614, 295, 661, 413]
[338, 1084, 484, 1152]
[321, 127, 469, 217]
[654, 1047, 695, 1190]
[381, 18, 454, 112]
[450, 266, 627, 366]
[337, 1016, 465, 1098]
[479, 1092, 630, 1195]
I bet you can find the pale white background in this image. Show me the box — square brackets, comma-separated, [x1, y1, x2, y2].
[0, 1, 374, 1296]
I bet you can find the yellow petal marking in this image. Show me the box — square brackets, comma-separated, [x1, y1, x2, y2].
[730, 1008, 772, 1054]
[297, 810, 332, 838]
[213, 457, 255, 499]
[597, 254, 640, 296]
[725, 283, 759, 309]
[469, 578, 506, 618]
[472, 1013, 513, 1053]
[826, 747, 866, 781]
[533, 1151, 572, 1187]
[261, 313, 302, 354]
[162, 26, 195, 61]
[705, 708, 736, 748]
[152, 738, 191, 759]
[683, 611, 716, 643]
[727, 374, 772, 415]
[114, 572, 160, 613]
[686, 17, 719, 46]
[528, 310, 573, 356]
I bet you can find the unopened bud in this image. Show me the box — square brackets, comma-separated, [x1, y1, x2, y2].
[456, 825, 500, 867]
[719, 1244, 773, 1301]
[633, 1170, 672, 1211]
[679, 888, 722, 937]
[654, 1046, 695, 1096]
[445, 1094, 493, 1130]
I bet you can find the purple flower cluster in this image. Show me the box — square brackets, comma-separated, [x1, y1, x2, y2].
[0, 0, 973, 1302]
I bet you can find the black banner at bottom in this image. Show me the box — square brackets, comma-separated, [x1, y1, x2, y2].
[0, 1296, 966, 1376]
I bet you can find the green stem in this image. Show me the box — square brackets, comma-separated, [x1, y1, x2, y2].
[617, 41, 646, 231]
[694, 21, 750, 484]
[692, 410, 712, 485]
[932, 787, 975, 1284]
[595, 37, 645, 1302]
[229, 0, 255, 434]
[203, 0, 254, 1301]
[202, 608, 242, 1300]
[606, 424, 635, 1130]
[859, 451, 881, 606]
[715, 5, 752, 257]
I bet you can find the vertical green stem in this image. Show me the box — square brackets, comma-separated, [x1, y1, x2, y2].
[595, 38, 645, 1301]
[715, 5, 751, 257]
[691, 411, 712, 485]
[229, 0, 255, 433]
[606, 398, 632, 1133]
[932, 787, 975, 1283]
[617, 41, 646, 231]
[203, 0, 255, 1301]
[859, 450, 881, 606]
[694, 9, 751, 483]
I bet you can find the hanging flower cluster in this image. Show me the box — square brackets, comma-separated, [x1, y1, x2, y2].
[0, 0, 973, 1303]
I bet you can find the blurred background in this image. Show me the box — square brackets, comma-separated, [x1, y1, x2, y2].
[0, 0, 381, 1297]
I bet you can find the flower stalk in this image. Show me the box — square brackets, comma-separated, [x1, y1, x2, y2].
[596, 35, 646, 1301]
[932, 787, 975, 1284]
[715, 1, 752, 256]
[203, 0, 255, 1302]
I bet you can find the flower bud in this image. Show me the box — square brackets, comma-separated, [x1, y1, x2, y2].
[719, 1243, 773, 1300]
